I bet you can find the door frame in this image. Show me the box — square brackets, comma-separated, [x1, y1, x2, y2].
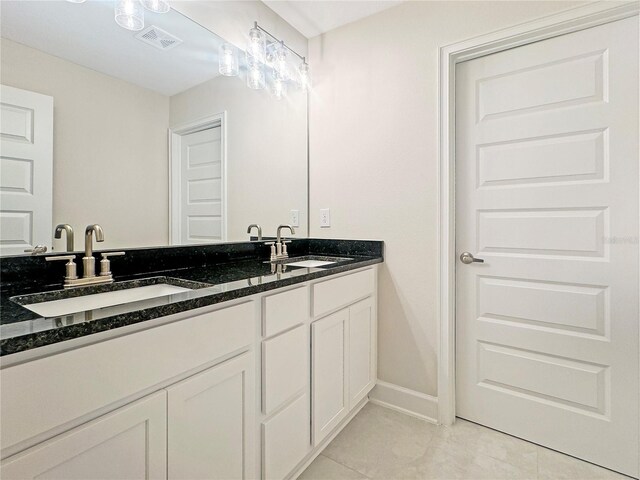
[437, 1, 639, 427]
[169, 112, 227, 245]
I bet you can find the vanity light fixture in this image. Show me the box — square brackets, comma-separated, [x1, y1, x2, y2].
[219, 43, 239, 76]
[140, 0, 170, 14]
[249, 22, 311, 94]
[115, 0, 144, 31]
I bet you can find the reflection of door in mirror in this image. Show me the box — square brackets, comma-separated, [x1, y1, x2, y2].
[170, 115, 225, 244]
[0, 85, 53, 256]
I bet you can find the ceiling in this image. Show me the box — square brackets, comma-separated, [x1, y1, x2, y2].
[1, 0, 225, 96]
[262, 1, 404, 38]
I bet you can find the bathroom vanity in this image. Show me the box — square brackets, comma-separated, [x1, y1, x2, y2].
[0, 239, 383, 479]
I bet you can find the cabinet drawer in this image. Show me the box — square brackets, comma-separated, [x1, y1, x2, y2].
[312, 269, 374, 318]
[1, 301, 255, 453]
[262, 394, 310, 480]
[262, 286, 308, 337]
[262, 325, 307, 414]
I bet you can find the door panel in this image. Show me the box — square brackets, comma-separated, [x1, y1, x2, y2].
[348, 297, 375, 409]
[311, 309, 348, 445]
[455, 17, 639, 477]
[167, 353, 254, 480]
[0, 85, 53, 255]
[0, 392, 167, 480]
[178, 126, 223, 243]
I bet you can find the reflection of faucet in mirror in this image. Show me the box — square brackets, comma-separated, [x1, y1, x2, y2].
[247, 224, 262, 241]
[83, 224, 104, 278]
[274, 224, 295, 260]
[24, 245, 48, 255]
[55, 224, 74, 252]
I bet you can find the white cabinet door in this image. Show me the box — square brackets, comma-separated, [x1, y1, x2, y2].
[348, 297, 376, 409]
[167, 352, 255, 480]
[0, 391, 167, 480]
[311, 309, 348, 445]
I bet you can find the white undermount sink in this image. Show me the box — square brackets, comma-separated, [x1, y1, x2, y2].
[22, 284, 191, 318]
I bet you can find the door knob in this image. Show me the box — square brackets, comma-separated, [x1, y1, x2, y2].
[460, 252, 484, 264]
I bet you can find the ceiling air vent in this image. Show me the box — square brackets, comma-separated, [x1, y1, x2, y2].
[135, 26, 182, 51]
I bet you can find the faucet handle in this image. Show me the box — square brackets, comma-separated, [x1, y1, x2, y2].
[46, 255, 78, 280]
[24, 245, 48, 255]
[101, 251, 126, 258]
[100, 251, 125, 277]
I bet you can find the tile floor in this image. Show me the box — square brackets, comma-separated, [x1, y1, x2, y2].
[298, 403, 630, 480]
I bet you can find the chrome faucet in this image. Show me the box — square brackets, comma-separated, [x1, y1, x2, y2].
[83, 224, 104, 278]
[270, 224, 295, 261]
[247, 224, 262, 241]
[54, 224, 74, 252]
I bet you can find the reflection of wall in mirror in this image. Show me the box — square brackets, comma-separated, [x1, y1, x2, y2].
[0, 38, 170, 251]
[170, 74, 308, 241]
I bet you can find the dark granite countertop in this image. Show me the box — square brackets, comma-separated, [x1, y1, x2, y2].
[0, 239, 383, 356]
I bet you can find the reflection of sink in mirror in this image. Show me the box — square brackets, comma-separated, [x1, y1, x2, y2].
[20, 283, 191, 318]
[286, 260, 337, 268]
[269, 256, 353, 268]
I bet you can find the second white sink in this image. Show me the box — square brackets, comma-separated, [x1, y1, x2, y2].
[23, 284, 191, 318]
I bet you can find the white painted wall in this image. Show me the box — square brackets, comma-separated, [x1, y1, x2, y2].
[0, 38, 170, 251]
[308, 1, 587, 400]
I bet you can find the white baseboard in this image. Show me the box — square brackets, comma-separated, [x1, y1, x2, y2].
[369, 380, 439, 424]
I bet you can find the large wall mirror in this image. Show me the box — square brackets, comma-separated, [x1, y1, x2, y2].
[0, 0, 308, 256]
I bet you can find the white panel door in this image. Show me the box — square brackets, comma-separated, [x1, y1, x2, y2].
[167, 352, 255, 480]
[177, 126, 223, 244]
[455, 17, 638, 476]
[0, 391, 167, 479]
[0, 85, 53, 255]
[311, 309, 349, 446]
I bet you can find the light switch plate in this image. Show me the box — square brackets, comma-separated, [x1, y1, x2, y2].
[290, 209, 300, 227]
[320, 209, 331, 228]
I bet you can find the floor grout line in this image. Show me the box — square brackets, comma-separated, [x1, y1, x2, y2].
[319, 453, 374, 479]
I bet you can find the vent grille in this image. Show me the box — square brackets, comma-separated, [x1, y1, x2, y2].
[135, 26, 182, 51]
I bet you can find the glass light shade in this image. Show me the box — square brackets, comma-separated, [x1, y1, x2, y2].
[271, 75, 286, 100]
[140, 0, 170, 13]
[66, 0, 87, 3]
[246, 57, 265, 90]
[273, 43, 289, 80]
[247, 27, 266, 63]
[114, 0, 144, 31]
[298, 62, 311, 90]
[219, 44, 239, 77]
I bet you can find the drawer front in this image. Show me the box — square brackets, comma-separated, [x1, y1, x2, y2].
[312, 268, 374, 318]
[262, 286, 308, 337]
[262, 325, 307, 415]
[262, 394, 310, 480]
[1, 301, 255, 454]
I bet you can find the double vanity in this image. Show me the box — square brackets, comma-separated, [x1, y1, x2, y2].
[0, 238, 383, 479]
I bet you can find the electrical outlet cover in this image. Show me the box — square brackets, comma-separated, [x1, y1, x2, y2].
[290, 209, 300, 227]
[320, 208, 331, 228]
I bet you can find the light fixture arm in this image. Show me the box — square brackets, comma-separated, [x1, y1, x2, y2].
[253, 21, 307, 65]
